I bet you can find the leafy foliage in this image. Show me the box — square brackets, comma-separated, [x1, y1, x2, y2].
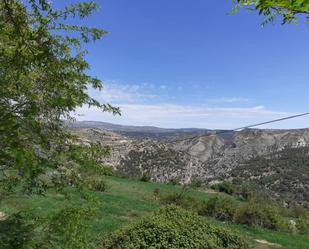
[234, 201, 289, 230]
[0, 212, 36, 249]
[210, 181, 236, 195]
[157, 186, 306, 233]
[232, 0, 309, 26]
[0, 0, 119, 192]
[0, 206, 95, 249]
[100, 205, 249, 249]
[139, 173, 151, 182]
[199, 196, 238, 221]
[39, 207, 94, 249]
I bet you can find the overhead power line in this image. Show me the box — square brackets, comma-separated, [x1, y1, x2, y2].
[230, 112, 309, 132]
[173, 112, 309, 141]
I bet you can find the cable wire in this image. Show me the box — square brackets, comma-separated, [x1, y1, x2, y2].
[172, 112, 309, 141]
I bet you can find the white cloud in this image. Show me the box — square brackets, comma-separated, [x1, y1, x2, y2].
[80, 82, 309, 129]
[207, 97, 251, 104]
[73, 104, 306, 129]
[91, 81, 156, 104]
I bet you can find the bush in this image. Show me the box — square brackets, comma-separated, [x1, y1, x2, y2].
[159, 186, 201, 211]
[81, 163, 115, 177]
[168, 178, 180, 185]
[100, 206, 249, 249]
[39, 207, 94, 249]
[234, 183, 256, 200]
[292, 205, 307, 218]
[189, 179, 203, 189]
[140, 174, 151, 182]
[234, 183, 270, 201]
[0, 208, 95, 249]
[234, 201, 288, 231]
[80, 178, 107, 192]
[99, 166, 115, 176]
[296, 217, 309, 234]
[198, 195, 238, 221]
[0, 212, 35, 249]
[153, 188, 161, 200]
[211, 182, 236, 195]
[160, 193, 201, 211]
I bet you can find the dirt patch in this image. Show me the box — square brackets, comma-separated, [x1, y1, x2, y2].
[255, 239, 281, 248]
[198, 188, 217, 194]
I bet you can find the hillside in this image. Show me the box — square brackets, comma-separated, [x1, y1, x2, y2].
[229, 146, 309, 205]
[1, 175, 308, 249]
[70, 125, 309, 204]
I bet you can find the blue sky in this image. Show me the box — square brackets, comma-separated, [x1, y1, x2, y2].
[61, 0, 309, 129]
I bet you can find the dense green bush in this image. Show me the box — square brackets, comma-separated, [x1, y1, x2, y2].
[0, 212, 36, 249]
[140, 174, 151, 182]
[234, 201, 288, 231]
[100, 206, 249, 249]
[198, 195, 238, 221]
[211, 182, 236, 195]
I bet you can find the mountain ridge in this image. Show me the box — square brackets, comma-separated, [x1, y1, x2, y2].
[70, 123, 309, 204]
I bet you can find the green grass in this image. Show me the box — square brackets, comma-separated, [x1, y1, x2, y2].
[0, 176, 308, 249]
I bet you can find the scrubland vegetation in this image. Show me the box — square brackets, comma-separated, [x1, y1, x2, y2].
[1, 0, 309, 248]
[1, 167, 309, 248]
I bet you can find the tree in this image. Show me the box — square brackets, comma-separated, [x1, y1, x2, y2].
[232, 0, 309, 25]
[0, 0, 119, 191]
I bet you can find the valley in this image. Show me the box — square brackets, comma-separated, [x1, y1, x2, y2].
[70, 122, 309, 205]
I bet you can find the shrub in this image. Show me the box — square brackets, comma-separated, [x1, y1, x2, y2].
[153, 188, 161, 200]
[198, 195, 238, 221]
[168, 178, 180, 185]
[140, 174, 151, 182]
[159, 186, 201, 211]
[296, 217, 309, 234]
[160, 193, 201, 211]
[190, 179, 203, 189]
[39, 207, 94, 249]
[99, 166, 115, 176]
[0, 212, 36, 249]
[92, 179, 108, 192]
[80, 178, 107, 192]
[292, 205, 307, 218]
[234, 202, 288, 231]
[211, 182, 236, 195]
[81, 163, 115, 177]
[100, 206, 249, 249]
[234, 183, 256, 200]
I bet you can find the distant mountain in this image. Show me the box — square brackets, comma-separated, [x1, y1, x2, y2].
[69, 121, 214, 139]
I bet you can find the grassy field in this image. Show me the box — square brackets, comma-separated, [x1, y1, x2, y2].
[1, 176, 308, 249]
